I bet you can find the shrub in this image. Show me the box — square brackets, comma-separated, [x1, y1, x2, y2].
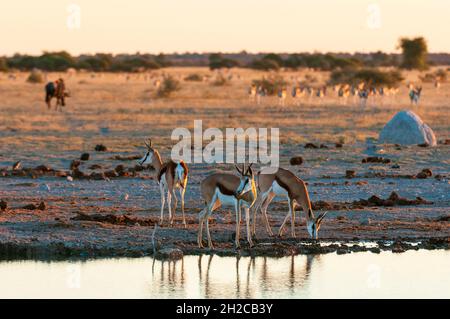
[209, 54, 239, 70]
[252, 76, 287, 95]
[156, 76, 181, 98]
[0, 57, 8, 72]
[398, 37, 428, 70]
[26, 69, 44, 83]
[184, 73, 203, 82]
[329, 68, 403, 87]
[211, 74, 227, 86]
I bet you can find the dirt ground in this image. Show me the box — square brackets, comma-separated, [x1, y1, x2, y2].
[0, 68, 449, 259]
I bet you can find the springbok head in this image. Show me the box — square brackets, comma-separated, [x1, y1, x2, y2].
[235, 163, 254, 198]
[306, 209, 327, 240]
[139, 139, 155, 166]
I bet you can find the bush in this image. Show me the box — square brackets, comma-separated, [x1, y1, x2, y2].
[156, 76, 180, 98]
[0, 57, 8, 72]
[209, 53, 239, 70]
[184, 73, 203, 82]
[329, 68, 404, 87]
[26, 69, 44, 83]
[211, 74, 227, 86]
[398, 37, 428, 70]
[252, 76, 287, 95]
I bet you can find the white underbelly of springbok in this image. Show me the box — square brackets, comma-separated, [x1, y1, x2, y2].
[216, 189, 237, 207]
[272, 180, 288, 197]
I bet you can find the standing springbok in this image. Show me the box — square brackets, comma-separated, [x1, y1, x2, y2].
[278, 88, 287, 106]
[409, 86, 422, 105]
[252, 167, 327, 239]
[198, 164, 257, 249]
[139, 139, 189, 227]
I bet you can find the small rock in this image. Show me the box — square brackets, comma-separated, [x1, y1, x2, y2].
[304, 143, 318, 149]
[95, 144, 108, 152]
[416, 169, 432, 179]
[37, 201, 46, 210]
[417, 143, 429, 147]
[80, 153, 90, 161]
[115, 164, 126, 173]
[345, 170, 356, 178]
[391, 164, 400, 169]
[0, 200, 7, 211]
[22, 202, 45, 210]
[289, 156, 303, 166]
[70, 160, 81, 170]
[362, 157, 391, 164]
[335, 143, 343, 148]
[71, 168, 86, 179]
[319, 144, 328, 149]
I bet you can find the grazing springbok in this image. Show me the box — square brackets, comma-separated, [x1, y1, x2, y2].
[291, 86, 305, 106]
[251, 168, 327, 239]
[198, 164, 257, 249]
[248, 85, 257, 103]
[139, 139, 189, 227]
[434, 80, 441, 89]
[278, 88, 287, 106]
[409, 86, 422, 105]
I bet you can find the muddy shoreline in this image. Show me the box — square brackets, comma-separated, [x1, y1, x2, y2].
[0, 236, 448, 261]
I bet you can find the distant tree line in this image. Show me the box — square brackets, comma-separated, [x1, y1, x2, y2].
[1, 51, 170, 72]
[0, 37, 446, 73]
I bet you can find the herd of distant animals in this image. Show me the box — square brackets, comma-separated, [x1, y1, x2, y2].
[139, 139, 326, 249]
[248, 81, 429, 107]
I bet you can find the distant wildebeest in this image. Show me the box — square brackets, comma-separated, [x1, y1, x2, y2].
[45, 78, 69, 110]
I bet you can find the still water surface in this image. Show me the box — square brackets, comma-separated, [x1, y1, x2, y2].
[0, 250, 449, 298]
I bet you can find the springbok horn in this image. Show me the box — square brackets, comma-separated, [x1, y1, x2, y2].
[144, 140, 150, 149]
[235, 164, 242, 175]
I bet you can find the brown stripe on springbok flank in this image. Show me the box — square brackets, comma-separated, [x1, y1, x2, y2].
[217, 182, 236, 196]
[157, 161, 176, 183]
[274, 175, 294, 199]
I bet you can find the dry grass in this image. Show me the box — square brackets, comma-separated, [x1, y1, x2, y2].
[0, 67, 448, 154]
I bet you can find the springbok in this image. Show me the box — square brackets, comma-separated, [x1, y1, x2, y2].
[409, 86, 422, 105]
[198, 164, 257, 249]
[248, 85, 257, 103]
[139, 139, 189, 227]
[278, 88, 287, 106]
[252, 167, 327, 239]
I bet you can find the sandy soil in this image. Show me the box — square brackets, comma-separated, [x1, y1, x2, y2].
[0, 68, 449, 259]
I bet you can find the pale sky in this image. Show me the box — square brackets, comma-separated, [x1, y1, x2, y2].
[1, 0, 449, 56]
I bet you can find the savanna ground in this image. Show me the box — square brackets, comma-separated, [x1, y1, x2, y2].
[0, 67, 449, 259]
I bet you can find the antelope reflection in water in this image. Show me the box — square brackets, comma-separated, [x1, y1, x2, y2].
[151, 255, 319, 298]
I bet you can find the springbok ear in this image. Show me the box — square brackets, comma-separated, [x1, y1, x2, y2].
[235, 165, 242, 175]
[317, 211, 328, 225]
